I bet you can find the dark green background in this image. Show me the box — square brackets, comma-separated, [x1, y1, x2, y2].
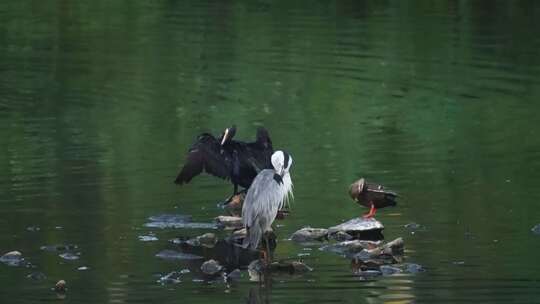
[1, 1, 540, 303]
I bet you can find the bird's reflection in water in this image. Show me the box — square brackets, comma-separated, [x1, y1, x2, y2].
[246, 285, 271, 304]
[177, 232, 277, 271]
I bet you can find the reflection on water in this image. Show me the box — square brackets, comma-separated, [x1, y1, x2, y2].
[2, 1, 540, 303]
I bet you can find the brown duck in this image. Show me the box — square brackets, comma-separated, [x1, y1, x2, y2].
[349, 178, 398, 218]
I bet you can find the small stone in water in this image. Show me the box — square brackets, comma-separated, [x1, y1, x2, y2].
[59, 252, 80, 261]
[404, 222, 424, 231]
[77, 266, 89, 271]
[531, 224, 540, 235]
[200, 259, 223, 275]
[26, 226, 41, 232]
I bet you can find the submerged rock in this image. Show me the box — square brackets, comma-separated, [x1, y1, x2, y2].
[145, 214, 217, 229]
[328, 217, 384, 240]
[0, 251, 25, 267]
[215, 216, 243, 230]
[200, 259, 223, 276]
[531, 224, 540, 235]
[155, 249, 203, 260]
[291, 227, 328, 243]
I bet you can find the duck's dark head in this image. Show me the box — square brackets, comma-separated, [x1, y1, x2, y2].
[220, 125, 237, 146]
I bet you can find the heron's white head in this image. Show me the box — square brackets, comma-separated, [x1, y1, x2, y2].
[271, 150, 293, 177]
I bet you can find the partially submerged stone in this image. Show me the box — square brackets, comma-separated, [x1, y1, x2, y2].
[138, 235, 159, 242]
[328, 217, 384, 240]
[200, 259, 223, 276]
[155, 249, 203, 260]
[215, 216, 243, 230]
[291, 227, 328, 243]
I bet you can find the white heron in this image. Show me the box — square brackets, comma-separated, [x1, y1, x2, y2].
[241, 150, 293, 262]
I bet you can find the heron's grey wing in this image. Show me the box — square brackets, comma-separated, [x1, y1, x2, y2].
[174, 134, 231, 184]
[242, 170, 284, 227]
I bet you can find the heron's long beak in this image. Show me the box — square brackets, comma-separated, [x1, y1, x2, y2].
[220, 128, 229, 146]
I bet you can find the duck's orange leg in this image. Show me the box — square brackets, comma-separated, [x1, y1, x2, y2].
[362, 202, 376, 218]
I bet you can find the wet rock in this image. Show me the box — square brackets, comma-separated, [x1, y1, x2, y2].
[77, 266, 90, 271]
[200, 259, 223, 276]
[215, 216, 243, 230]
[59, 252, 80, 261]
[54, 280, 66, 293]
[138, 235, 158, 242]
[380, 265, 402, 276]
[155, 249, 203, 260]
[157, 271, 183, 284]
[186, 233, 217, 248]
[531, 224, 540, 234]
[291, 227, 328, 243]
[40, 244, 79, 252]
[26, 271, 47, 281]
[320, 240, 380, 257]
[328, 217, 384, 240]
[0, 251, 25, 267]
[328, 231, 353, 242]
[145, 214, 217, 229]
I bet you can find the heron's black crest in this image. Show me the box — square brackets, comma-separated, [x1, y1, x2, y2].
[273, 173, 283, 185]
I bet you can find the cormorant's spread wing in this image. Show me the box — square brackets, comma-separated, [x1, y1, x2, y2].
[174, 134, 231, 184]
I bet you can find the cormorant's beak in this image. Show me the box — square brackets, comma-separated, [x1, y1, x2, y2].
[220, 128, 229, 146]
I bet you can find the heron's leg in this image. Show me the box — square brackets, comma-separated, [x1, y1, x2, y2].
[362, 202, 377, 218]
[264, 233, 272, 266]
